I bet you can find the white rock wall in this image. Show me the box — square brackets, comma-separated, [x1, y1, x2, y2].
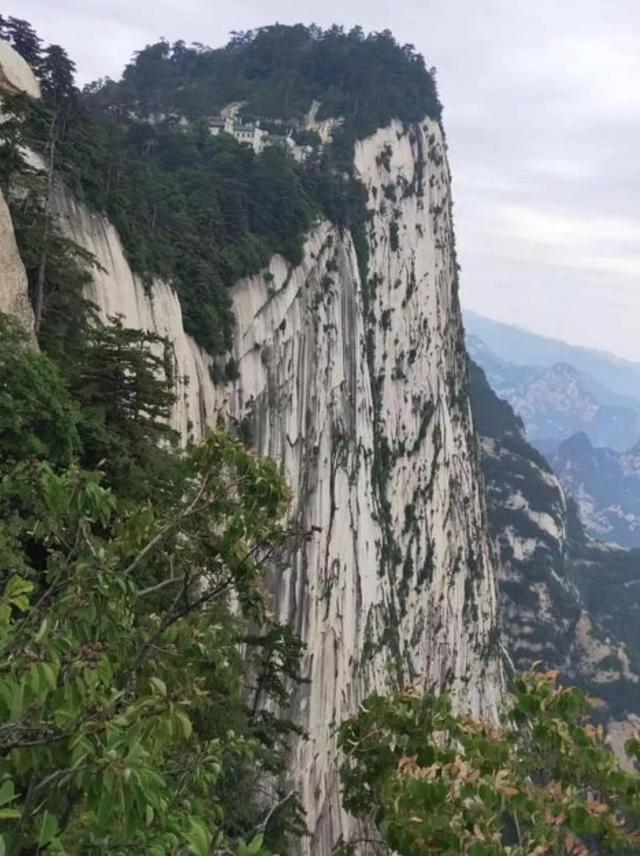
[0, 40, 41, 99]
[229, 118, 503, 852]
[0, 34, 219, 438]
[0, 43, 38, 340]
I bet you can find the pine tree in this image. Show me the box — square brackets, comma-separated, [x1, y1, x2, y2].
[66, 317, 180, 497]
[40, 44, 76, 107]
[4, 17, 42, 68]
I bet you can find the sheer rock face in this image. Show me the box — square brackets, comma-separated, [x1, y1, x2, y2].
[0, 188, 36, 340]
[6, 103, 503, 852]
[229, 118, 503, 850]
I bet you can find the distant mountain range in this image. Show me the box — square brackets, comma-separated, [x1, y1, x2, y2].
[468, 359, 640, 719]
[551, 433, 640, 549]
[466, 333, 640, 454]
[465, 311, 640, 548]
[464, 310, 640, 406]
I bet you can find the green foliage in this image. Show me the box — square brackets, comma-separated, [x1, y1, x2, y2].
[0, 93, 96, 352]
[0, 431, 303, 854]
[64, 316, 180, 500]
[1, 303, 181, 505]
[0, 315, 80, 469]
[0, 17, 42, 68]
[51, 103, 374, 356]
[0, 281, 306, 851]
[54, 117, 322, 354]
[291, 128, 321, 147]
[338, 671, 640, 855]
[89, 25, 441, 137]
[39, 44, 76, 107]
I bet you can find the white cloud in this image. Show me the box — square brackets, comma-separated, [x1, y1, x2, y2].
[564, 254, 640, 280]
[490, 205, 640, 249]
[525, 158, 594, 180]
[549, 34, 640, 113]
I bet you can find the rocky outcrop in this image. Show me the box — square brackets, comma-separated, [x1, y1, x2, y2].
[0, 40, 41, 99]
[0, 42, 38, 339]
[0, 188, 36, 340]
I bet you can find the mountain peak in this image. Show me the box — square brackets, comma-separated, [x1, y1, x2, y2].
[558, 430, 594, 456]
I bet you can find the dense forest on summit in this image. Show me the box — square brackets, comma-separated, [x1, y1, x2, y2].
[1, 19, 441, 354]
[88, 24, 441, 135]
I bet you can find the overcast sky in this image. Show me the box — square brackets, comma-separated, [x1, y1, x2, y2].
[12, 0, 640, 360]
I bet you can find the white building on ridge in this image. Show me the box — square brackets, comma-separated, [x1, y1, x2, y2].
[208, 114, 313, 161]
[209, 115, 268, 153]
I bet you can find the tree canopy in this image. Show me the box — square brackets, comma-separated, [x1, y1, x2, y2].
[0, 313, 306, 854]
[1, 21, 439, 355]
[89, 24, 441, 136]
[338, 672, 640, 855]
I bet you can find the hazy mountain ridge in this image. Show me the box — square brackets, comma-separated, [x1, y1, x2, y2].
[468, 360, 640, 722]
[466, 327, 640, 454]
[466, 313, 640, 548]
[552, 432, 640, 548]
[465, 309, 640, 403]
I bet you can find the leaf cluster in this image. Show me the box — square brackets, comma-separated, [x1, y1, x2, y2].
[338, 672, 640, 855]
[0, 431, 303, 854]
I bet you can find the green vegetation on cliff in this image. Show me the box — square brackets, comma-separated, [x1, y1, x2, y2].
[2, 20, 441, 355]
[89, 24, 441, 137]
[0, 316, 305, 855]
